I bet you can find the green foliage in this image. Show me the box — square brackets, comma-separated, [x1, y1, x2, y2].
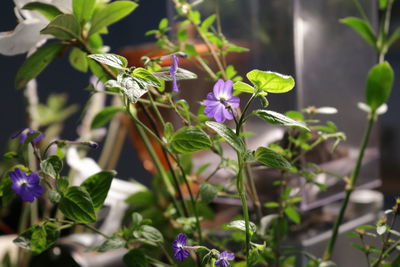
[112, 73, 148, 103]
[15, 43, 65, 89]
[22, 2, 62, 20]
[72, 0, 95, 24]
[154, 67, 197, 81]
[365, 62, 394, 111]
[69, 47, 88, 72]
[59, 186, 96, 223]
[123, 249, 148, 267]
[132, 67, 162, 88]
[13, 222, 60, 254]
[255, 147, 292, 170]
[246, 70, 295, 93]
[41, 14, 81, 40]
[89, 1, 138, 36]
[91, 106, 126, 129]
[94, 236, 126, 252]
[205, 121, 245, 152]
[88, 53, 128, 70]
[254, 110, 310, 131]
[81, 171, 116, 210]
[170, 126, 211, 154]
[199, 183, 219, 204]
[40, 155, 63, 178]
[340, 17, 377, 47]
[226, 220, 257, 236]
[284, 206, 301, 224]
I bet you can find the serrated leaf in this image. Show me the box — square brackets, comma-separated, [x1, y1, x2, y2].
[200, 183, 218, 204]
[41, 14, 81, 40]
[22, 2, 62, 20]
[81, 170, 116, 210]
[341, 17, 376, 47]
[88, 53, 128, 70]
[59, 186, 96, 223]
[40, 155, 63, 178]
[170, 126, 211, 154]
[91, 106, 125, 129]
[284, 206, 301, 224]
[365, 62, 394, 111]
[246, 70, 295, 93]
[255, 147, 292, 170]
[89, 1, 138, 35]
[254, 110, 310, 131]
[226, 220, 257, 235]
[73, 0, 95, 24]
[15, 43, 65, 89]
[205, 121, 245, 152]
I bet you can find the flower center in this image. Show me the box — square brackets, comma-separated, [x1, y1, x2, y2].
[17, 179, 28, 187]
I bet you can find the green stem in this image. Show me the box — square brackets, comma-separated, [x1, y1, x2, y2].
[236, 154, 250, 264]
[323, 113, 375, 260]
[378, 0, 393, 63]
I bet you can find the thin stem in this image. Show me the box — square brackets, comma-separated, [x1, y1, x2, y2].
[323, 114, 375, 260]
[352, 0, 369, 22]
[378, 0, 393, 63]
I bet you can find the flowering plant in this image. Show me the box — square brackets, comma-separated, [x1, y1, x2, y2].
[0, 0, 399, 267]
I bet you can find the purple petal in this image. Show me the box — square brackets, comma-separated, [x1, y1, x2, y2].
[176, 233, 187, 245]
[222, 108, 233, 120]
[33, 133, 45, 143]
[222, 80, 233, 97]
[170, 54, 179, 92]
[205, 92, 217, 101]
[227, 96, 240, 109]
[226, 252, 235, 260]
[18, 186, 35, 202]
[212, 80, 225, 98]
[214, 105, 226, 123]
[26, 173, 40, 184]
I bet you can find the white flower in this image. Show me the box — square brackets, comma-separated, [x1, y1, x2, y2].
[0, 0, 72, 56]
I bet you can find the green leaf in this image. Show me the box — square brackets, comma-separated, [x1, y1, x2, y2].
[15, 43, 64, 89]
[176, 99, 191, 122]
[134, 225, 164, 244]
[246, 70, 295, 93]
[40, 155, 63, 178]
[13, 222, 59, 254]
[88, 53, 128, 70]
[154, 67, 197, 81]
[123, 250, 148, 267]
[57, 177, 69, 193]
[386, 27, 400, 49]
[59, 186, 96, 223]
[255, 147, 292, 170]
[69, 47, 88, 72]
[284, 206, 301, 224]
[22, 2, 62, 20]
[48, 190, 62, 204]
[170, 126, 211, 154]
[201, 14, 216, 31]
[254, 110, 310, 131]
[159, 18, 168, 30]
[131, 212, 143, 228]
[41, 14, 81, 40]
[89, 1, 138, 36]
[117, 74, 148, 103]
[73, 0, 95, 24]
[81, 170, 116, 210]
[199, 183, 218, 204]
[205, 121, 245, 152]
[132, 67, 162, 88]
[94, 236, 126, 252]
[91, 106, 125, 129]
[88, 58, 115, 83]
[233, 81, 259, 95]
[340, 17, 376, 47]
[226, 220, 257, 235]
[365, 62, 394, 111]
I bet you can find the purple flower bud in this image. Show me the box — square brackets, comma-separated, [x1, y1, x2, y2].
[215, 251, 235, 267]
[170, 54, 179, 92]
[172, 233, 190, 261]
[9, 168, 43, 202]
[204, 80, 240, 123]
[12, 128, 45, 144]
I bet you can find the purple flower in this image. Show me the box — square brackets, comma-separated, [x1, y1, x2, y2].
[12, 128, 45, 144]
[170, 54, 179, 92]
[172, 233, 190, 261]
[215, 251, 235, 267]
[204, 80, 240, 123]
[10, 168, 44, 202]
